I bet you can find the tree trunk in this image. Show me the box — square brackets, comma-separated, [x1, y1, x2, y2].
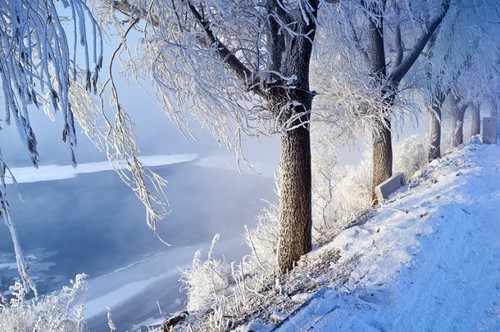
[452, 110, 465, 147]
[451, 96, 468, 147]
[470, 103, 480, 136]
[428, 90, 448, 162]
[428, 105, 442, 162]
[491, 98, 498, 117]
[278, 122, 312, 273]
[365, 6, 393, 203]
[372, 116, 392, 203]
[267, 1, 318, 273]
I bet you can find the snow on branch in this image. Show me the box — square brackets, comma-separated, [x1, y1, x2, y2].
[414, 0, 500, 105]
[0, 0, 103, 166]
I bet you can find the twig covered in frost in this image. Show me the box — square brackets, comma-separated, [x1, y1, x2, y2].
[0, 150, 37, 296]
[106, 305, 116, 332]
[0, 0, 102, 166]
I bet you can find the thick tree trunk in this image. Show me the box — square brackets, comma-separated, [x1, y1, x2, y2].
[267, 1, 318, 273]
[278, 122, 312, 272]
[470, 103, 480, 136]
[428, 105, 442, 162]
[372, 116, 392, 203]
[451, 96, 467, 147]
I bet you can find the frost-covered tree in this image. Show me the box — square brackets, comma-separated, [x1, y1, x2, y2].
[421, 0, 500, 159]
[0, 0, 103, 296]
[95, 0, 323, 273]
[315, 0, 451, 201]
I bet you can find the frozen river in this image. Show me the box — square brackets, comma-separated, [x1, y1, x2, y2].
[0, 155, 275, 331]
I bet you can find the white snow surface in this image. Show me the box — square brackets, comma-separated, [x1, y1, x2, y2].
[275, 143, 500, 331]
[5, 154, 197, 184]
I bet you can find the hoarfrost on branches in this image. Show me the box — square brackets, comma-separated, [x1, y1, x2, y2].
[1, 0, 175, 295]
[0, 0, 103, 166]
[92, 0, 329, 156]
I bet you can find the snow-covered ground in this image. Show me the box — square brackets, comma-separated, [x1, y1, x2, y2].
[272, 142, 499, 331]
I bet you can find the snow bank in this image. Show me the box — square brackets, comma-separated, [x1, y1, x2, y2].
[274, 143, 500, 331]
[6, 154, 197, 184]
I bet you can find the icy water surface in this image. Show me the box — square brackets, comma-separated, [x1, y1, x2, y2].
[0, 159, 274, 331]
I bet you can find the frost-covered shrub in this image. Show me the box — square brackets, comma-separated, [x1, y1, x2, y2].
[312, 149, 373, 244]
[180, 234, 231, 313]
[243, 201, 279, 274]
[179, 206, 281, 330]
[0, 274, 87, 332]
[312, 135, 429, 244]
[393, 135, 429, 180]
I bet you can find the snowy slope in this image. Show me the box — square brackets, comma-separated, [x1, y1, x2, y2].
[273, 142, 499, 331]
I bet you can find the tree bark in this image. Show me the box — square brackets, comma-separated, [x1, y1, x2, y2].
[490, 97, 498, 117]
[428, 90, 447, 162]
[452, 110, 466, 147]
[266, 1, 318, 273]
[365, 4, 394, 203]
[470, 103, 480, 136]
[278, 122, 312, 273]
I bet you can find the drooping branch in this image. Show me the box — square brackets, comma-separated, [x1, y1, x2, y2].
[0, 0, 103, 296]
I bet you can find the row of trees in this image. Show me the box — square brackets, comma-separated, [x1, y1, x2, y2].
[99, 0, 499, 272]
[1, 1, 499, 295]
